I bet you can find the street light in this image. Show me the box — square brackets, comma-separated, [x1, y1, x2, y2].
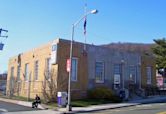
[121, 59, 125, 90]
[90, 9, 98, 14]
[67, 9, 98, 111]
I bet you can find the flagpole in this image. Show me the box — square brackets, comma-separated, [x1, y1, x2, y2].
[84, 3, 87, 51]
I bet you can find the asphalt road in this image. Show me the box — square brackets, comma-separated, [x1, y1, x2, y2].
[78, 103, 166, 114]
[0, 100, 39, 114]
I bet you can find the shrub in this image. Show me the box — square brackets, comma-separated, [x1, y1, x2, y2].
[88, 86, 113, 100]
[87, 87, 122, 103]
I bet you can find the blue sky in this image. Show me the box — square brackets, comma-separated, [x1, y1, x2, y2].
[0, 0, 166, 73]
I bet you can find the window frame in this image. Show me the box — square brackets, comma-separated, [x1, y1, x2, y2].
[11, 66, 14, 78]
[34, 60, 39, 81]
[113, 64, 122, 75]
[95, 61, 105, 83]
[24, 63, 29, 81]
[146, 66, 152, 84]
[71, 57, 78, 82]
[45, 58, 51, 80]
[129, 65, 137, 83]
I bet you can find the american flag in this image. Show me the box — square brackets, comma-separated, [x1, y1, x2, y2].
[84, 16, 87, 35]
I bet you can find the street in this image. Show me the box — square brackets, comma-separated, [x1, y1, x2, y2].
[0, 101, 39, 114]
[1, 100, 166, 114]
[78, 103, 166, 114]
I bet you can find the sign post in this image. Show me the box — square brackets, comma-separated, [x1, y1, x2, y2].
[66, 59, 71, 72]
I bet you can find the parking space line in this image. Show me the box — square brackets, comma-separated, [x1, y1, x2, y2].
[157, 111, 166, 114]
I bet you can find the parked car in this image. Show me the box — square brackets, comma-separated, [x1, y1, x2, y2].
[0, 85, 6, 95]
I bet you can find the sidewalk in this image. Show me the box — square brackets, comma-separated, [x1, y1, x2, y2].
[5, 110, 62, 114]
[58, 96, 166, 114]
[1, 96, 166, 114]
[0, 97, 45, 110]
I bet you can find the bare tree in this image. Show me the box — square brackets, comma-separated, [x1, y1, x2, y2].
[8, 76, 17, 97]
[42, 69, 57, 103]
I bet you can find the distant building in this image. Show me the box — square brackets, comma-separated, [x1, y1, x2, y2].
[0, 73, 7, 94]
[0, 73, 7, 80]
[6, 38, 156, 99]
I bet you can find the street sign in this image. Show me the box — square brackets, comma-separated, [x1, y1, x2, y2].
[156, 76, 163, 86]
[51, 42, 57, 64]
[114, 74, 120, 84]
[66, 59, 71, 72]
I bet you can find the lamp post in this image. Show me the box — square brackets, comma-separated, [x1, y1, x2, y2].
[67, 9, 98, 111]
[121, 59, 125, 90]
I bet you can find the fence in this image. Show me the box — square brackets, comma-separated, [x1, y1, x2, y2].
[144, 86, 166, 96]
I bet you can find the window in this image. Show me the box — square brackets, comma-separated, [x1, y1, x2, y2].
[46, 58, 51, 79]
[71, 58, 78, 81]
[11, 67, 14, 78]
[34, 60, 39, 80]
[25, 63, 29, 81]
[17, 65, 21, 80]
[113, 64, 121, 88]
[129, 66, 136, 83]
[46, 58, 51, 71]
[95, 62, 104, 83]
[10, 67, 15, 89]
[114, 64, 121, 75]
[146, 67, 152, 84]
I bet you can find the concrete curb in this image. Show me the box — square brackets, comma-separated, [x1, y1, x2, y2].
[58, 103, 140, 114]
[1, 96, 166, 114]
[0, 97, 45, 110]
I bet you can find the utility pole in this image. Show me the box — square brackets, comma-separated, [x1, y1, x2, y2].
[0, 28, 8, 50]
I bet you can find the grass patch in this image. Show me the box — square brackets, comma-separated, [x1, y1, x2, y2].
[0, 95, 34, 102]
[11, 96, 34, 102]
[71, 99, 113, 107]
[41, 99, 113, 107]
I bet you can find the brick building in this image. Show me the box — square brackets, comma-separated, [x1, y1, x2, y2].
[6, 38, 156, 99]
